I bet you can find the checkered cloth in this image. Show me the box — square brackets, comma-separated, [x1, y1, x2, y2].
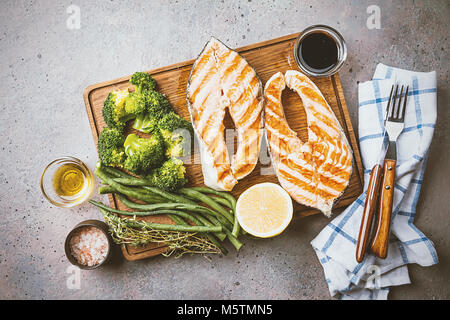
[310, 63, 438, 300]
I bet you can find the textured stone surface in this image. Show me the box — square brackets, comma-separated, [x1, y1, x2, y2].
[0, 0, 448, 300]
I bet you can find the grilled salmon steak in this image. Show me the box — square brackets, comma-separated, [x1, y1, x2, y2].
[187, 38, 264, 191]
[264, 70, 352, 216]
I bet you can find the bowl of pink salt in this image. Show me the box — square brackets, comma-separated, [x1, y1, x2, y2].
[64, 220, 112, 270]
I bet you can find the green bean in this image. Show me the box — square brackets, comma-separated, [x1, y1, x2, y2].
[179, 188, 234, 224]
[198, 210, 233, 232]
[197, 212, 241, 250]
[113, 177, 150, 186]
[204, 216, 241, 251]
[102, 166, 134, 179]
[186, 219, 228, 254]
[178, 194, 233, 231]
[142, 186, 197, 205]
[231, 211, 240, 238]
[111, 176, 197, 205]
[194, 214, 226, 241]
[131, 219, 220, 233]
[224, 229, 243, 251]
[111, 176, 198, 206]
[101, 166, 124, 178]
[167, 214, 186, 226]
[188, 187, 237, 210]
[167, 213, 223, 253]
[95, 168, 164, 203]
[164, 213, 226, 249]
[167, 213, 227, 254]
[107, 213, 221, 233]
[116, 194, 222, 218]
[210, 196, 232, 209]
[98, 186, 115, 194]
[194, 211, 241, 251]
[167, 207, 226, 243]
[187, 186, 241, 237]
[90, 200, 203, 220]
[98, 185, 165, 203]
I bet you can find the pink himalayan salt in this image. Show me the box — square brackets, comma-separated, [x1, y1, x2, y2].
[69, 226, 108, 267]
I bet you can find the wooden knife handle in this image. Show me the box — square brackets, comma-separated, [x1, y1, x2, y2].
[370, 159, 396, 259]
[356, 164, 383, 263]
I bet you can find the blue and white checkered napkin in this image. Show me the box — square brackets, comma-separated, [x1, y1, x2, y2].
[310, 63, 438, 300]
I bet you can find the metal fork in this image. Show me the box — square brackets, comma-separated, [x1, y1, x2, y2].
[370, 84, 409, 259]
[383, 85, 409, 161]
[356, 84, 409, 263]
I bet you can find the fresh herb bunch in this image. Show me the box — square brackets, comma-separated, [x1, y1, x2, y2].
[100, 209, 222, 258]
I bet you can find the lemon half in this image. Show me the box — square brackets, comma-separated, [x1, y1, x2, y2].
[236, 183, 293, 238]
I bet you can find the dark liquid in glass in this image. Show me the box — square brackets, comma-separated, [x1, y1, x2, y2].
[298, 33, 338, 73]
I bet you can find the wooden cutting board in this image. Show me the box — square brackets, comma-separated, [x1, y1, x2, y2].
[83, 33, 364, 261]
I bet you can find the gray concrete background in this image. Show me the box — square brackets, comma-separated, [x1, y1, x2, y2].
[0, 0, 449, 300]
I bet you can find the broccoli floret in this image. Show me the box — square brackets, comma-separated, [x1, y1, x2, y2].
[158, 112, 194, 158]
[132, 112, 159, 134]
[132, 91, 172, 133]
[97, 127, 126, 167]
[126, 73, 168, 125]
[124, 92, 147, 116]
[102, 89, 133, 132]
[148, 158, 188, 192]
[145, 90, 171, 114]
[123, 132, 165, 174]
[129, 72, 156, 93]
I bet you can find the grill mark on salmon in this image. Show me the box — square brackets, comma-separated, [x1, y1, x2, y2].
[187, 38, 264, 191]
[264, 71, 353, 217]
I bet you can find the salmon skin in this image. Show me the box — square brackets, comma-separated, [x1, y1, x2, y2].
[186, 37, 264, 191]
[264, 71, 352, 217]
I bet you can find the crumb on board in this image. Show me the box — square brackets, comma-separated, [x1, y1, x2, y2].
[69, 226, 108, 267]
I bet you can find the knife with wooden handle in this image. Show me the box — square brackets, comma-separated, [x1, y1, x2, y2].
[356, 164, 383, 263]
[370, 159, 396, 258]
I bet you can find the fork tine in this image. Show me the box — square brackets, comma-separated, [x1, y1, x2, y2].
[388, 85, 399, 120]
[385, 85, 395, 121]
[399, 86, 409, 121]
[395, 85, 404, 119]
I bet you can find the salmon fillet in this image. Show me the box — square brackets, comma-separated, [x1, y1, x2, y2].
[264, 70, 352, 216]
[187, 38, 264, 191]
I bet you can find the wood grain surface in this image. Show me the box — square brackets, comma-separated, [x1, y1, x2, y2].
[370, 159, 396, 259]
[83, 33, 364, 261]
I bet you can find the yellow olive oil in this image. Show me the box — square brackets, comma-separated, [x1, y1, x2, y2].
[52, 164, 87, 199]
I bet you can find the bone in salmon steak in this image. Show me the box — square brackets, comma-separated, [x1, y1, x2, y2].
[264, 70, 352, 216]
[187, 38, 264, 191]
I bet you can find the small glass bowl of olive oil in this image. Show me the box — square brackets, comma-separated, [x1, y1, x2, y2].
[40, 157, 94, 208]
